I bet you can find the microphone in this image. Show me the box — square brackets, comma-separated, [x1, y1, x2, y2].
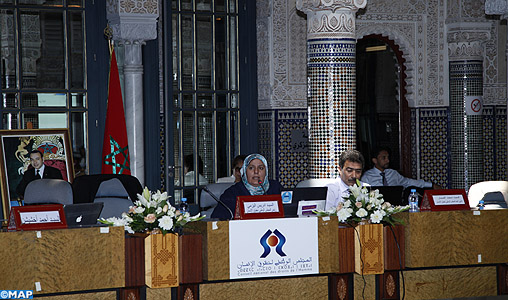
[258, 180, 266, 195]
[202, 186, 234, 220]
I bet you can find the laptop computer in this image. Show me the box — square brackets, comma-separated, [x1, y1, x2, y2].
[64, 202, 104, 228]
[282, 187, 328, 217]
[370, 186, 404, 206]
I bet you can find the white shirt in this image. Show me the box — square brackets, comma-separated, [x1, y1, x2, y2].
[361, 167, 432, 189]
[217, 174, 235, 183]
[325, 179, 352, 210]
[36, 164, 45, 178]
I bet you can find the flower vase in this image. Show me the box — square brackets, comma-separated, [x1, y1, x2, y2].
[354, 223, 384, 275]
[144, 232, 179, 288]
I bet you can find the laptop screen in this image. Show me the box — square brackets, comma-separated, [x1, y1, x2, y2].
[281, 187, 328, 217]
[64, 202, 104, 228]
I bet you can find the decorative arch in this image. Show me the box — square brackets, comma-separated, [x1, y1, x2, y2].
[355, 28, 414, 177]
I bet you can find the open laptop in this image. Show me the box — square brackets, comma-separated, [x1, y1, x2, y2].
[64, 202, 104, 228]
[282, 187, 328, 217]
[370, 186, 404, 205]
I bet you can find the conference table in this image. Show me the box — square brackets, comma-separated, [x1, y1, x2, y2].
[0, 210, 507, 300]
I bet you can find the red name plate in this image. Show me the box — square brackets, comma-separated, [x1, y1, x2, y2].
[420, 189, 470, 211]
[235, 194, 284, 220]
[8, 204, 67, 231]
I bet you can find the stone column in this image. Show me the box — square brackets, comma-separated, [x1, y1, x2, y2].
[106, 1, 159, 185]
[296, 0, 367, 178]
[447, 23, 491, 190]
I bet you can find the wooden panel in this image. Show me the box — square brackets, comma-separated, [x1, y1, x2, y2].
[338, 227, 355, 274]
[36, 291, 117, 300]
[125, 234, 145, 287]
[354, 224, 384, 275]
[318, 216, 339, 273]
[353, 274, 376, 300]
[383, 225, 405, 270]
[145, 233, 179, 288]
[329, 274, 352, 300]
[203, 220, 229, 281]
[401, 266, 497, 299]
[0, 227, 125, 294]
[404, 210, 508, 268]
[377, 271, 399, 300]
[200, 275, 328, 299]
[179, 234, 203, 284]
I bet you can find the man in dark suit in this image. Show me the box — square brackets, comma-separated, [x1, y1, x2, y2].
[16, 150, 63, 197]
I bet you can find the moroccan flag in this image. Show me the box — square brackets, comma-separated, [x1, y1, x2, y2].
[101, 49, 131, 174]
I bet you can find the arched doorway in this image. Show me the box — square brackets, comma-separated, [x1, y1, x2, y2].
[356, 35, 411, 176]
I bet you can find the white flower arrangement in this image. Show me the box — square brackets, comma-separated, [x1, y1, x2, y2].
[99, 187, 203, 234]
[315, 180, 409, 225]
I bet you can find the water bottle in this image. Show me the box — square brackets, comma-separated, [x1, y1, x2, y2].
[477, 199, 485, 210]
[179, 197, 188, 214]
[408, 189, 420, 213]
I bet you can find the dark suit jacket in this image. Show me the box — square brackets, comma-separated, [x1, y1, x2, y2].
[16, 165, 63, 197]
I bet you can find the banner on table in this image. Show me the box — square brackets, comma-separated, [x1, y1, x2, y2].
[229, 217, 319, 279]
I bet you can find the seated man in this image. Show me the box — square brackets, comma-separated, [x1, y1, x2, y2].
[217, 154, 246, 183]
[16, 150, 63, 197]
[325, 150, 367, 210]
[361, 146, 441, 189]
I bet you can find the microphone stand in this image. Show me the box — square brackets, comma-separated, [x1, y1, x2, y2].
[202, 186, 234, 220]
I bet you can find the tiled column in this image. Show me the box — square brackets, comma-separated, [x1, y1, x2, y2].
[296, 0, 366, 179]
[447, 23, 490, 190]
[106, 1, 159, 185]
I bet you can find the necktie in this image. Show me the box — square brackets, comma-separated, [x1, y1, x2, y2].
[36, 169, 41, 179]
[380, 172, 387, 186]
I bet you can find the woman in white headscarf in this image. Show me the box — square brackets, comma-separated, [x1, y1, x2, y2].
[211, 153, 282, 220]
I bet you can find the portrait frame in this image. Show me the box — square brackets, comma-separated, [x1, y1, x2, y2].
[0, 129, 74, 221]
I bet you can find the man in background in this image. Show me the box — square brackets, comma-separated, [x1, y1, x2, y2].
[325, 150, 367, 210]
[361, 146, 441, 189]
[217, 154, 246, 183]
[16, 150, 63, 197]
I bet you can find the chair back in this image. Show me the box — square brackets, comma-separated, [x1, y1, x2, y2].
[24, 179, 73, 205]
[468, 181, 508, 209]
[200, 182, 234, 219]
[296, 178, 338, 188]
[93, 178, 134, 219]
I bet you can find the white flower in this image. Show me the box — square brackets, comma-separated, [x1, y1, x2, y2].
[349, 185, 362, 197]
[134, 206, 145, 214]
[158, 215, 174, 231]
[356, 208, 368, 218]
[337, 208, 352, 222]
[370, 210, 385, 223]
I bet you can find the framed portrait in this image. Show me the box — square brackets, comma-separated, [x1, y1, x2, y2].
[0, 129, 74, 221]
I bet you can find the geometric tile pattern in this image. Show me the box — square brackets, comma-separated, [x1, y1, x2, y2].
[258, 110, 275, 179]
[483, 107, 495, 181]
[495, 107, 507, 179]
[418, 108, 450, 188]
[307, 38, 356, 178]
[449, 60, 484, 191]
[275, 110, 309, 188]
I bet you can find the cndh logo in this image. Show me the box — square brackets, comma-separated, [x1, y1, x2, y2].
[259, 229, 286, 258]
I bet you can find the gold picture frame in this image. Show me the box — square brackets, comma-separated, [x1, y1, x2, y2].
[0, 129, 74, 221]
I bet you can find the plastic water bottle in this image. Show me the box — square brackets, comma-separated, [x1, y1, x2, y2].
[477, 199, 485, 210]
[408, 189, 420, 213]
[179, 197, 188, 214]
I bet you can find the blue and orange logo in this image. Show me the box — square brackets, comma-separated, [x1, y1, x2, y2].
[260, 229, 287, 258]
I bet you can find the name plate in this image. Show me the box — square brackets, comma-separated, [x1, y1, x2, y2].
[8, 204, 67, 231]
[244, 201, 279, 214]
[235, 194, 284, 220]
[420, 189, 470, 211]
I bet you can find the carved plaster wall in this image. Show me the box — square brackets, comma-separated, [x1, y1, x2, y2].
[257, 0, 505, 109]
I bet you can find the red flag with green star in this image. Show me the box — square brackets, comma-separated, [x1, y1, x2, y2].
[101, 48, 131, 175]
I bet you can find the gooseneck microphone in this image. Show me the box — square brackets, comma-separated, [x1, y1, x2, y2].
[258, 180, 266, 195]
[202, 186, 234, 220]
